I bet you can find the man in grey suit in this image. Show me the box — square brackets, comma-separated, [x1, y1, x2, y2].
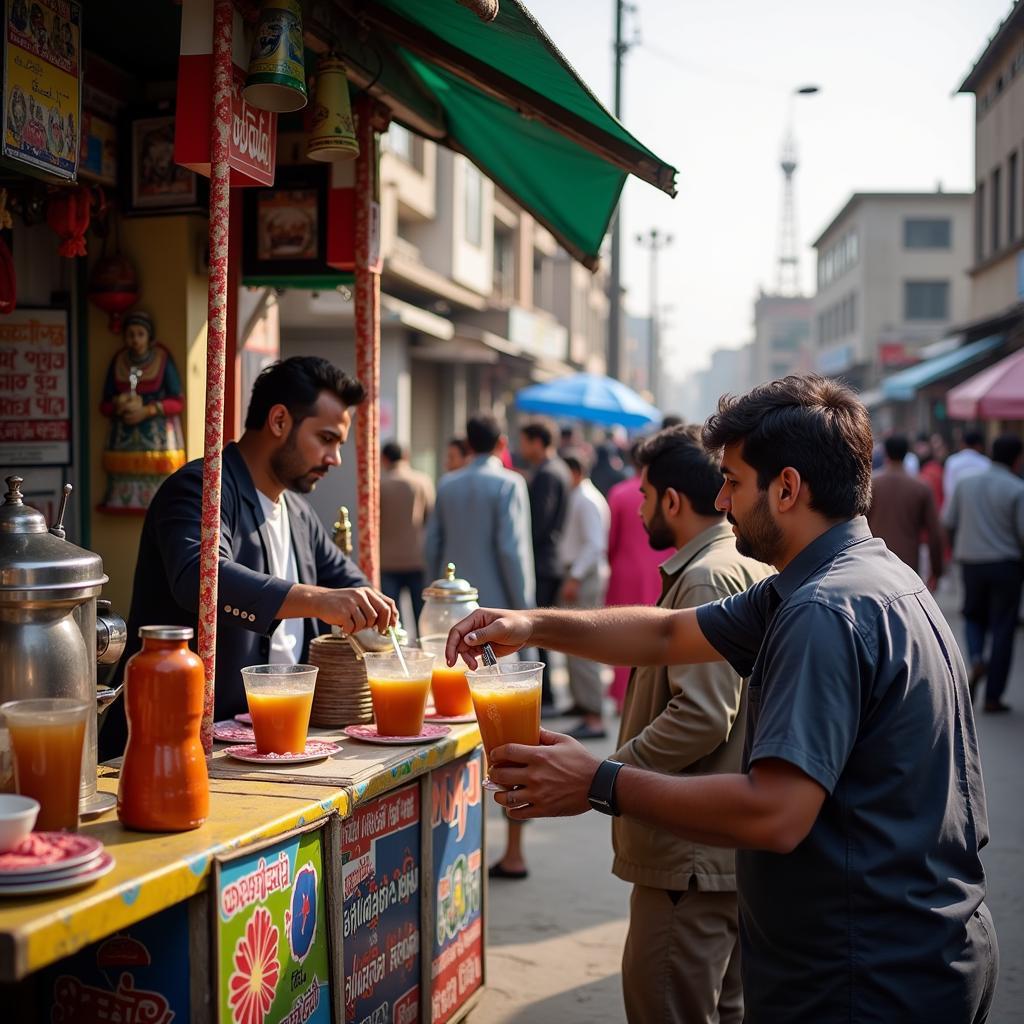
[424, 412, 535, 612]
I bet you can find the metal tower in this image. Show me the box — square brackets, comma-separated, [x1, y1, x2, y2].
[776, 128, 801, 296]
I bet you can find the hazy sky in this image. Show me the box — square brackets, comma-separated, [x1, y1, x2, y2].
[526, 0, 1011, 383]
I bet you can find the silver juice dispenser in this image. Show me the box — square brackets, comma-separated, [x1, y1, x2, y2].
[0, 476, 127, 816]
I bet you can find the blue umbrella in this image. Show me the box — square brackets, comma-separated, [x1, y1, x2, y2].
[515, 373, 660, 429]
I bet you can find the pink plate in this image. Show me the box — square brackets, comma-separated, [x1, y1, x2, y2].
[424, 710, 476, 724]
[234, 712, 253, 725]
[0, 833, 104, 877]
[0, 851, 115, 896]
[222, 740, 340, 765]
[343, 723, 451, 746]
[214, 720, 256, 743]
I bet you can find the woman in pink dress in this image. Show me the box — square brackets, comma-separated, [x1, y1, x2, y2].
[605, 462, 665, 711]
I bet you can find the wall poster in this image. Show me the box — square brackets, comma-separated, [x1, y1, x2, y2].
[0, 307, 71, 465]
[341, 784, 421, 1024]
[3, 0, 81, 180]
[214, 824, 332, 1024]
[430, 752, 484, 1023]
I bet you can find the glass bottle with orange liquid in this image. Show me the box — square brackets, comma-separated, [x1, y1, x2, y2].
[2, 698, 90, 831]
[465, 662, 543, 790]
[241, 664, 318, 754]
[118, 626, 209, 832]
[419, 636, 474, 717]
[363, 651, 435, 736]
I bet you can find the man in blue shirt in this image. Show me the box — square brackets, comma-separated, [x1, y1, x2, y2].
[447, 375, 998, 1022]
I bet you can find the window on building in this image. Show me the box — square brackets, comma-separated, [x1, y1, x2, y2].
[903, 218, 952, 248]
[992, 166, 1002, 252]
[976, 181, 985, 262]
[463, 162, 483, 247]
[493, 229, 515, 301]
[1009, 151, 1019, 244]
[386, 124, 413, 162]
[904, 281, 950, 320]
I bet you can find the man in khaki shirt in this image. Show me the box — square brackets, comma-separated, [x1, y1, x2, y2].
[614, 426, 772, 1024]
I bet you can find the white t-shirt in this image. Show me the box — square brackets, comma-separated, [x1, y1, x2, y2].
[257, 491, 304, 665]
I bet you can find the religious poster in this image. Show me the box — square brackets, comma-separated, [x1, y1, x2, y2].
[0, 307, 71, 465]
[341, 784, 421, 1024]
[2, 0, 81, 180]
[214, 826, 332, 1024]
[257, 188, 319, 262]
[430, 752, 484, 1023]
[38, 900, 190, 1023]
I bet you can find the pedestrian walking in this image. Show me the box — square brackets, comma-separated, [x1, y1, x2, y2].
[379, 441, 435, 631]
[868, 434, 944, 587]
[591, 436, 628, 497]
[942, 433, 1024, 712]
[614, 425, 772, 1024]
[944, 429, 990, 503]
[450, 374, 998, 1024]
[558, 451, 610, 741]
[606, 445, 664, 713]
[444, 436, 470, 474]
[423, 412, 534, 612]
[519, 419, 571, 710]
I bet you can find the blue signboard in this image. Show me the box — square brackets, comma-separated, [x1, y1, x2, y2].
[341, 784, 421, 1024]
[39, 901, 190, 1023]
[430, 752, 484, 1023]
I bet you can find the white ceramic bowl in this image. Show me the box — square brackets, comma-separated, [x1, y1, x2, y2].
[0, 794, 39, 851]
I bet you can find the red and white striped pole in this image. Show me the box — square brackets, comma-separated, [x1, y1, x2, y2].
[197, 0, 233, 754]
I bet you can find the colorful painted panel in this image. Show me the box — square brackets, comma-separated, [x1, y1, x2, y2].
[341, 784, 421, 1024]
[430, 752, 484, 1023]
[216, 828, 331, 1024]
[38, 900, 189, 1022]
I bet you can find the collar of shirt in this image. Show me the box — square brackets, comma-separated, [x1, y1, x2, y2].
[659, 519, 734, 582]
[469, 454, 499, 469]
[769, 515, 872, 604]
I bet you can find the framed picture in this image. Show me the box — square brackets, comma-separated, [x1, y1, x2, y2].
[242, 163, 337, 280]
[128, 113, 202, 213]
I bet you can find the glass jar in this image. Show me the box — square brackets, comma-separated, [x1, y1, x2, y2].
[118, 626, 209, 832]
[418, 563, 480, 641]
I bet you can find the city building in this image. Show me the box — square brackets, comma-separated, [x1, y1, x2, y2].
[687, 343, 753, 423]
[811, 192, 972, 393]
[751, 291, 812, 386]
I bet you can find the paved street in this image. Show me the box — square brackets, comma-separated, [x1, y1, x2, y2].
[474, 600, 1024, 1023]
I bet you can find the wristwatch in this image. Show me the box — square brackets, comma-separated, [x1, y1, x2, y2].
[587, 758, 625, 816]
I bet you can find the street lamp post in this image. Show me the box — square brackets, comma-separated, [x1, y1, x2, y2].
[636, 227, 673, 407]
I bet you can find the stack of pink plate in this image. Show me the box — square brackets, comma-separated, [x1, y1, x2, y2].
[0, 833, 115, 896]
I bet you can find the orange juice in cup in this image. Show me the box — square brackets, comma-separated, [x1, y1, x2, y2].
[241, 665, 319, 755]
[2, 698, 90, 831]
[419, 635, 473, 717]
[363, 651, 435, 736]
[466, 662, 543, 790]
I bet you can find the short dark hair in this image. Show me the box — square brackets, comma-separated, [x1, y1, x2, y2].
[636, 424, 723, 517]
[466, 412, 502, 454]
[884, 435, 909, 462]
[448, 436, 469, 457]
[701, 374, 873, 519]
[245, 357, 364, 430]
[381, 440, 404, 463]
[661, 414, 684, 429]
[520, 420, 554, 448]
[964, 430, 986, 450]
[992, 434, 1023, 467]
[562, 448, 591, 476]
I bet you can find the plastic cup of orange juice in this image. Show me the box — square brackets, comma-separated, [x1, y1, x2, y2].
[1, 698, 90, 831]
[241, 664, 319, 755]
[363, 650, 435, 736]
[418, 635, 474, 717]
[465, 662, 543, 791]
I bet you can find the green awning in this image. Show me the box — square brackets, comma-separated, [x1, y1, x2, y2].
[881, 335, 1004, 402]
[337, 0, 678, 268]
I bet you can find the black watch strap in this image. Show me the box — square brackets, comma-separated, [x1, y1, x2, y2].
[588, 758, 625, 816]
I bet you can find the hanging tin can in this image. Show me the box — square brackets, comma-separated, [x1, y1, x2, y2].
[244, 0, 308, 114]
[306, 56, 359, 162]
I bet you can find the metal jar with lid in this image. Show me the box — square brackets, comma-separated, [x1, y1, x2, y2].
[0, 476, 126, 815]
[419, 563, 479, 641]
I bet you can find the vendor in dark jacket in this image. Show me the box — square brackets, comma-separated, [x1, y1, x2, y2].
[101, 356, 397, 758]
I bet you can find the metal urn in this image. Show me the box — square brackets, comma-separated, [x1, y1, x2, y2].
[418, 563, 480, 642]
[0, 476, 127, 815]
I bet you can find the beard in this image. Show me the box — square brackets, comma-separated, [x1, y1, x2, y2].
[729, 492, 784, 565]
[270, 428, 329, 493]
[643, 506, 676, 551]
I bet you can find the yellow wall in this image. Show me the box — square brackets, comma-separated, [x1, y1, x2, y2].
[88, 215, 209, 614]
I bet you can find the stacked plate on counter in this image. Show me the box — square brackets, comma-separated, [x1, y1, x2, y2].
[0, 833, 115, 896]
[307, 634, 374, 727]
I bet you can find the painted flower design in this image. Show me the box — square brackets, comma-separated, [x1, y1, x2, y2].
[229, 905, 280, 1024]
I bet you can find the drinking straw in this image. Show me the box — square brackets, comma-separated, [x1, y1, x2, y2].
[388, 627, 410, 677]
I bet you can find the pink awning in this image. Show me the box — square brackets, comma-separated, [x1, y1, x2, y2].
[947, 346, 1024, 420]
